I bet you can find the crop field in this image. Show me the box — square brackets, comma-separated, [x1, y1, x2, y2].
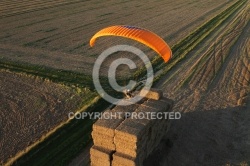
[0, 0, 249, 165]
[0, 0, 236, 74]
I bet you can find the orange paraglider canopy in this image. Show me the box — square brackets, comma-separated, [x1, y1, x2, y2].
[89, 25, 172, 62]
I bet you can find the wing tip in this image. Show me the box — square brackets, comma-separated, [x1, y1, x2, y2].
[163, 52, 172, 63]
[89, 38, 95, 47]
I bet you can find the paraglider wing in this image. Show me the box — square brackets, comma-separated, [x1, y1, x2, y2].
[89, 25, 172, 62]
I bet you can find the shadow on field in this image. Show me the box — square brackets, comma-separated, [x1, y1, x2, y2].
[144, 105, 250, 166]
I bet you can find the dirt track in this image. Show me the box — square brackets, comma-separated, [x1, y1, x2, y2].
[147, 3, 250, 166]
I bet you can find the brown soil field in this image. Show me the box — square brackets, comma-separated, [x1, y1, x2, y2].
[0, 70, 95, 164]
[0, 0, 235, 74]
[147, 3, 250, 166]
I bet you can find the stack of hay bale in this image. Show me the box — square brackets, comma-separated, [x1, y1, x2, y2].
[90, 88, 173, 166]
